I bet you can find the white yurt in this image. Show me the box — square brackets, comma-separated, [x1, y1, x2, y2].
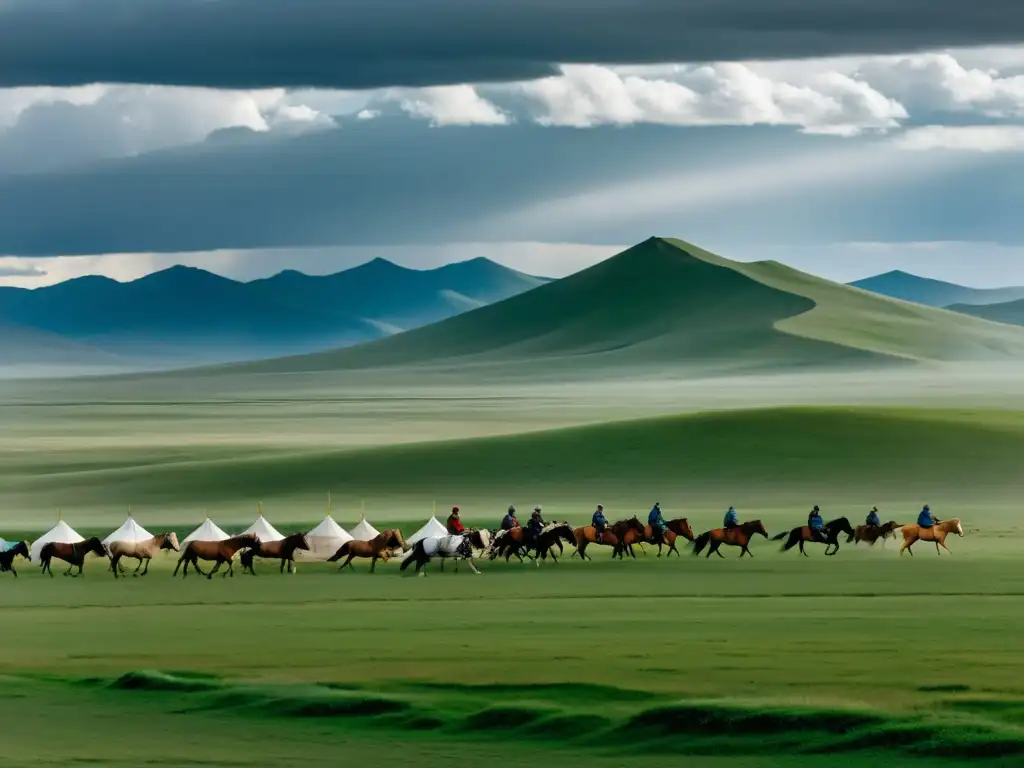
[102, 515, 154, 548]
[240, 504, 285, 542]
[296, 514, 353, 561]
[406, 516, 448, 547]
[30, 516, 85, 562]
[181, 517, 230, 545]
[349, 516, 381, 541]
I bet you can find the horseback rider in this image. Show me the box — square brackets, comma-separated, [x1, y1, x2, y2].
[592, 504, 608, 542]
[808, 505, 828, 543]
[447, 506, 466, 535]
[501, 505, 519, 531]
[866, 506, 881, 527]
[533, 505, 547, 527]
[525, 507, 545, 548]
[724, 506, 739, 529]
[917, 504, 936, 529]
[648, 502, 667, 544]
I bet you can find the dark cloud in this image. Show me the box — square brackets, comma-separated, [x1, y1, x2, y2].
[0, 118, 1022, 256]
[2, 0, 1024, 90]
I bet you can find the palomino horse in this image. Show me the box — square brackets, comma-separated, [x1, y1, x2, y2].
[39, 537, 108, 577]
[0, 541, 30, 577]
[618, 518, 696, 559]
[692, 520, 769, 558]
[848, 521, 900, 546]
[327, 530, 406, 573]
[400, 534, 482, 576]
[773, 517, 855, 557]
[173, 533, 259, 579]
[108, 532, 180, 578]
[572, 517, 646, 561]
[897, 518, 964, 556]
[240, 532, 311, 575]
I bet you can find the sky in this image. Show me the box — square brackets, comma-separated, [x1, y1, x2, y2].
[2, 1, 1024, 289]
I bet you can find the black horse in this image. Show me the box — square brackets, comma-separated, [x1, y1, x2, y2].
[773, 517, 855, 556]
[0, 541, 30, 577]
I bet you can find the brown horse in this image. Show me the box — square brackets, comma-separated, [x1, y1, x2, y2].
[240, 532, 312, 575]
[847, 521, 900, 546]
[327, 530, 405, 573]
[898, 518, 964, 556]
[108, 532, 180, 578]
[692, 520, 769, 558]
[173, 533, 259, 579]
[0, 541, 30, 577]
[573, 517, 646, 561]
[39, 537, 108, 577]
[619, 518, 695, 559]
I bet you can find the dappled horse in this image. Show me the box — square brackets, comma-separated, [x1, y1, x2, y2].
[108, 532, 180, 578]
[39, 537, 108, 578]
[573, 517, 646, 561]
[173, 533, 259, 579]
[400, 533, 483, 576]
[773, 517, 855, 556]
[692, 520, 769, 559]
[0, 541, 30, 577]
[240, 532, 311, 575]
[327, 529, 405, 573]
[848, 521, 900, 546]
[898, 518, 964, 556]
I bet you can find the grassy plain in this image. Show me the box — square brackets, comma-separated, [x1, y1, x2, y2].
[2, 361, 1024, 764]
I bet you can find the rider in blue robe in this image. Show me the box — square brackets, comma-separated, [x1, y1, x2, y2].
[917, 505, 936, 528]
[866, 506, 881, 527]
[808, 505, 828, 542]
[648, 502, 666, 543]
[724, 507, 739, 529]
[592, 505, 608, 541]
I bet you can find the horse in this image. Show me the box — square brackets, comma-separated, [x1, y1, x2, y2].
[848, 521, 900, 546]
[39, 537, 108, 578]
[489, 527, 531, 562]
[692, 520, 769, 558]
[240, 532, 311, 575]
[108, 532, 180, 578]
[173, 533, 259, 579]
[0, 541, 30, 577]
[618, 517, 695, 559]
[773, 517, 855, 557]
[400, 534, 481, 576]
[327, 530, 405, 573]
[535, 523, 577, 563]
[572, 517, 646, 561]
[439, 529, 490, 571]
[897, 518, 964, 556]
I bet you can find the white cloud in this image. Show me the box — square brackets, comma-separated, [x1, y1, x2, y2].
[516, 63, 906, 135]
[389, 85, 509, 126]
[892, 125, 1024, 152]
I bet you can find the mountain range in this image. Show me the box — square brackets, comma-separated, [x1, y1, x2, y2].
[0, 257, 546, 370]
[849, 270, 1024, 308]
[228, 237, 1024, 377]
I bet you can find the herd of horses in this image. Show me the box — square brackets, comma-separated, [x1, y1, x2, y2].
[0, 514, 965, 579]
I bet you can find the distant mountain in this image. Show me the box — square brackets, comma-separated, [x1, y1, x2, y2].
[0, 258, 546, 368]
[949, 298, 1024, 327]
[230, 237, 1024, 377]
[850, 270, 1024, 308]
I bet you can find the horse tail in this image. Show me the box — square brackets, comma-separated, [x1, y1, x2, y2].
[692, 532, 710, 556]
[781, 530, 799, 551]
[771, 531, 788, 541]
[327, 541, 350, 562]
[400, 541, 424, 571]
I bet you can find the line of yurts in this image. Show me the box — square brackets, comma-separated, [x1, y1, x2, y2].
[1, 500, 956, 576]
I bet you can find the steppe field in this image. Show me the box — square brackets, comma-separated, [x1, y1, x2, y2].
[2, 240, 1024, 766]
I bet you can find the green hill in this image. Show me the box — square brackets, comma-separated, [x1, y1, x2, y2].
[949, 298, 1024, 327]
[228, 237, 1024, 375]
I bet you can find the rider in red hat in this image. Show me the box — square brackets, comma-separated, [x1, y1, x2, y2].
[447, 506, 466, 535]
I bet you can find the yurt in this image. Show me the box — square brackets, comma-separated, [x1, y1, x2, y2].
[102, 515, 154, 548]
[30, 517, 85, 562]
[181, 517, 230, 545]
[349, 516, 381, 541]
[406, 516, 448, 547]
[296, 514, 352, 561]
[241, 504, 284, 542]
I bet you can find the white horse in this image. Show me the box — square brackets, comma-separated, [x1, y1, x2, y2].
[400, 531, 489, 577]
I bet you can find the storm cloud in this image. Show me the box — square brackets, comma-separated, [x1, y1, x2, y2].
[2, 0, 1024, 90]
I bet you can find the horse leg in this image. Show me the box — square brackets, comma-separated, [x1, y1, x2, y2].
[207, 559, 222, 580]
[141, 558, 151, 576]
[111, 553, 121, 579]
[466, 558, 481, 574]
[370, 555, 379, 573]
[799, 540, 808, 557]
